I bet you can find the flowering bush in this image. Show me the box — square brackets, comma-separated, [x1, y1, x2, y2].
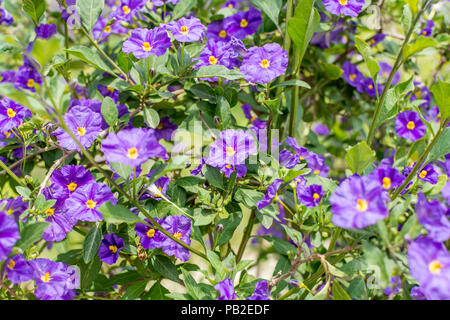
[0, 0, 449, 301]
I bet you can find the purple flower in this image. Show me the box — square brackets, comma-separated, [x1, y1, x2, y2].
[395, 110, 426, 141]
[240, 43, 288, 84]
[5, 254, 33, 284]
[322, 0, 366, 17]
[419, 20, 434, 37]
[241, 104, 266, 129]
[1, 70, 16, 83]
[101, 127, 169, 168]
[141, 175, 171, 201]
[0, 197, 28, 221]
[166, 17, 205, 43]
[223, 7, 262, 40]
[122, 27, 172, 59]
[98, 234, 124, 265]
[98, 83, 120, 103]
[312, 122, 330, 136]
[65, 182, 117, 222]
[190, 158, 206, 176]
[257, 179, 283, 210]
[50, 165, 95, 201]
[53, 106, 103, 151]
[93, 17, 127, 43]
[417, 163, 439, 185]
[29, 258, 79, 300]
[35, 23, 57, 39]
[369, 33, 386, 46]
[329, 174, 389, 229]
[14, 60, 42, 92]
[342, 61, 364, 91]
[362, 78, 377, 97]
[195, 39, 241, 73]
[378, 61, 400, 85]
[110, 0, 146, 22]
[415, 193, 450, 242]
[219, 164, 247, 179]
[407, 237, 450, 300]
[155, 116, 178, 141]
[297, 184, 324, 208]
[0, 98, 30, 132]
[135, 218, 166, 249]
[0, 211, 19, 260]
[206, 20, 230, 42]
[205, 129, 257, 167]
[368, 166, 405, 191]
[410, 286, 427, 300]
[215, 278, 237, 300]
[157, 215, 192, 261]
[0, 8, 14, 25]
[307, 152, 330, 177]
[410, 82, 431, 108]
[247, 280, 270, 300]
[151, 0, 181, 6]
[384, 276, 401, 296]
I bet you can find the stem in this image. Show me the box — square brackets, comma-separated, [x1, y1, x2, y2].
[0, 159, 26, 187]
[236, 211, 256, 263]
[391, 118, 450, 200]
[366, 0, 433, 145]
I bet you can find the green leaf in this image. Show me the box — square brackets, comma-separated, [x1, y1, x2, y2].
[377, 77, 415, 125]
[180, 267, 201, 299]
[98, 202, 142, 225]
[431, 80, 450, 120]
[273, 79, 311, 89]
[332, 280, 352, 300]
[250, 0, 282, 30]
[355, 36, 380, 79]
[121, 280, 148, 300]
[261, 235, 297, 256]
[428, 128, 450, 163]
[101, 97, 118, 127]
[143, 107, 160, 129]
[321, 63, 343, 80]
[76, 0, 104, 33]
[23, 0, 46, 25]
[144, 281, 171, 300]
[206, 250, 227, 281]
[32, 37, 62, 67]
[83, 223, 102, 263]
[400, 4, 412, 34]
[403, 36, 439, 61]
[172, 0, 196, 20]
[193, 65, 244, 80]
[15, 222, 49, 250]
[66, 46, 116, 75]
[287, 0, 320, 67]
[234, 188, 264, 208]
[218, 95, 232, 130]
[79, 256, 102, 291]
[189, 83, 217, 102]
[216, 211, 243, 246]
[151, 255, 180, 283]
[109, 161, 132, 180]
[345, 141, 376, 174]
[205, 166, 224, 190]
[15, 186, 32, 199]
[362, 241, 389, 286]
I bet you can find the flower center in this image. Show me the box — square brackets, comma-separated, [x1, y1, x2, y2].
[45, 208, 55, 216]
[260, 59, 270, 68]
[77, 127, 86, 136]
[382, 177, 391, 189]
[157, 122, 164, 130]
[104, 26, 112, 33]
[406, 121, 415, 130]
[369, 39, 375, 44]
[180, 25, 189, 35]
[67, 182, 78, 192]
[356, 199, 369, 212]
[174, 232, 183, 239]
[339, 0, 348, 5]
[86, 199, 97, 209]
[240, 19, 248, 28]
[219, 30, 227, 38]
[313, 193, 320, 200]
[428, 260, 443, 274]
[415, 90, 422, 97]
[226, 146, 236, 157]
[127, 147, 138, 159]
[41, 272, 51, 283]
[349, 74, 356, 81]
[228, 4, 234, 8]
[419, 170, 427, 179]
[6, 108, 16, 118]
[147, 228, 155, 238]
[4, 131, 11, 137]
[422, 30, 427, 36]
[142, 42, 152, 52]
[106, 86, 115, 93]
[314, 169, 320, 175]
[368, 84, 373, 89]
[209, 56, 218, 65]
[27, 79, 35, 88]
[250, 115, 256, 122]
[122, 5, 131, 15]
[109, 245, 118, 253]
[7, 259, 15, 270]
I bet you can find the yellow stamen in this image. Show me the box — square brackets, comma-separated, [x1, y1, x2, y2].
[250, 115, 256, 122]
[226, 146, 236, 157]
[6, 108, 16, 118]
[419, 170, 427, 179]
[142, 42, 152, 52]
[406, 121, 415, 130]
[368, 84, 373, 89]
[228, 4, 233, 8]
[127, 147, 138, 159]
[369, 39, 375, 44]
[109, 245, 118, 253]
[313, 193, 320, 200]
[86, 199, 97, 209]
[104, 26, 112, 34]
[219, 30, 227, 38]
[422, 31, 427, 36]
[314, 170, 320, 174]
[174, 232, 183, 239]
[180, 25, 189, 35]
[4, 131, 11, 138]
[45, 208, 55, 216]
[67, 182, 78, 192]
[209, 56, 218, 65]
[349, 74, 356, 81]
[147, 228, 155, 238]
[428, 260, 443, 274]
[240, 19, 248, 28]
[339, 0, 348, 5]
[157, 122, 164, 130]
[382, 177, 391, 189]
[7, 259, 15, 270]
[106, 86, 115, 93]
[356, 199, 369, 212]
[122, 5, 130, 15]
[260, 59, 270, 68]
[415, 90, 422, 97]
[77, 127, 86, 136]
[27, 79, 35, 88]
[41, 272, 51, 282]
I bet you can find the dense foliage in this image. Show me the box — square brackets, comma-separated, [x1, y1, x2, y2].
[0, 0, 449, 300]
